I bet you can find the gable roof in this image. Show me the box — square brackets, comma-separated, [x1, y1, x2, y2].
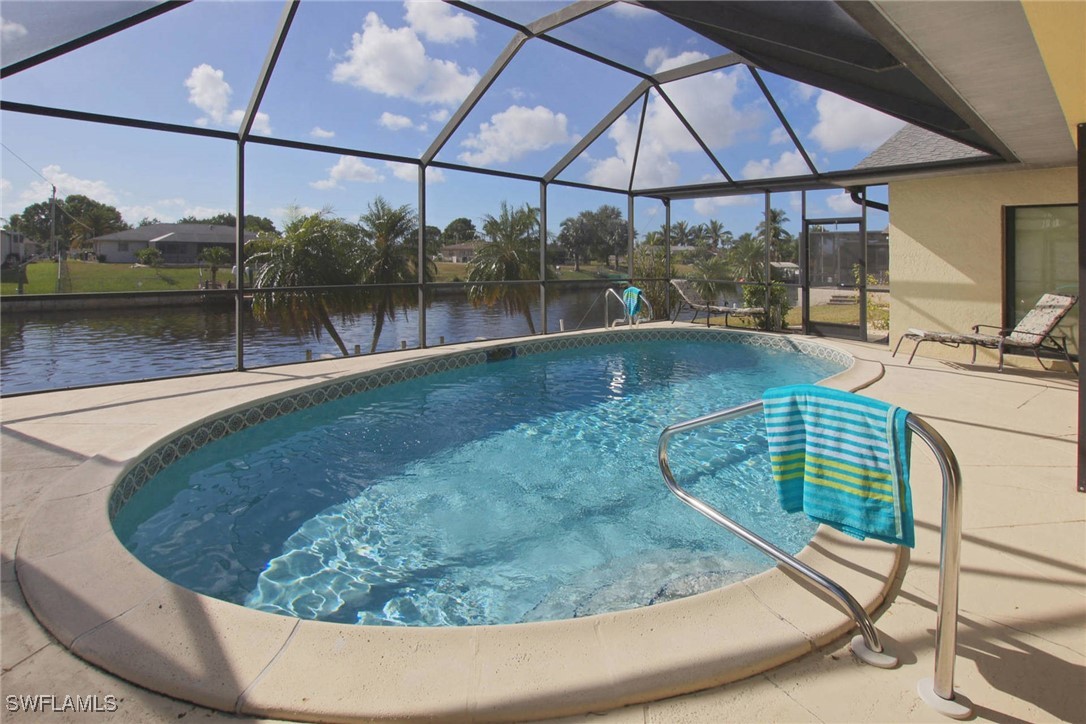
[856, 124, 991, 171]
[92, 223, 257, 244]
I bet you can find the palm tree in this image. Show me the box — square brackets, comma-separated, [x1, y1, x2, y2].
[468, 201, 547, 334]
[756, 208, 795, 262]
[642, 230, 664, 247]
[356, 197, 433, 354]
[705, 219, 732, 250]
[688, 254, 733, 306]
[672, 220, 692, 247]
[198, 245, 233, 287]
[727, 232, 767, 283]
[249, 209, 363, 357]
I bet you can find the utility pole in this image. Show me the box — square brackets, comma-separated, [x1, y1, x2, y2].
[50, 184, 58, 291]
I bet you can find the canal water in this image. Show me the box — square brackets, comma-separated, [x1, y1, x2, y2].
[1, 287, 638, 394]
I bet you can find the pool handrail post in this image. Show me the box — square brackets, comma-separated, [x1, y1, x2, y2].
[604, 288, 653, 328]
[658, 400, 971, 716]
[910, 414, 972, 719]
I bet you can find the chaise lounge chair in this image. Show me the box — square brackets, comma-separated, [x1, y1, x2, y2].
[670, 279, 765, 328]
[892, 292, 1078, 372]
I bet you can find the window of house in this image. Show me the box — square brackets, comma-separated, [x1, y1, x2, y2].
[1005, 204, 1078, 357]
[117, 242, 129, 252]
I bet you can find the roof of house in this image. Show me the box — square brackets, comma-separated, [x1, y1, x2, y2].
[855, 124, 991, 170]
[92, 223, 257, 244]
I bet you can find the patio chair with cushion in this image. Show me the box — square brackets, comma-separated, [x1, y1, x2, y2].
[670, 279, 765, 328]
[892, 292, 1078, 372]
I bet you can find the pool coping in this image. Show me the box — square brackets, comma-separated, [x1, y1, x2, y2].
[14, 325, 902, 722]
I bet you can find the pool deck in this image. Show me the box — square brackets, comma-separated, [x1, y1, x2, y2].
[2, 325, 1083, 722]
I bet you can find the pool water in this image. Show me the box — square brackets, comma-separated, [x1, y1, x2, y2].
[114, 339, 843, 626]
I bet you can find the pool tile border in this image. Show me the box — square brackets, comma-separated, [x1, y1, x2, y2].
[108, 328, 852, 519]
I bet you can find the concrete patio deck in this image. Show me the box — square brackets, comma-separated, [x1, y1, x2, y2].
[2, 331, 1083, 722]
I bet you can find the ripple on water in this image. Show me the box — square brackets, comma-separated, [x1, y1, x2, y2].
[115, 340, 841, 625]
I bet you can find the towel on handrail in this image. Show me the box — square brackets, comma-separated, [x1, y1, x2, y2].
[623, 286, 642, 318]
[762, 384, 914, 548]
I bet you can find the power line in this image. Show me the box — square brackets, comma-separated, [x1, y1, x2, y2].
[0, 142, 92, 232]
[1, 142, 52, 186]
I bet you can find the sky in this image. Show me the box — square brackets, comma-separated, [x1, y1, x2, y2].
[0, 0, 898, 241]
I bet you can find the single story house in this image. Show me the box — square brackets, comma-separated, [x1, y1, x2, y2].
[439, 242, 480, 263]
[91, 223, 256, 265]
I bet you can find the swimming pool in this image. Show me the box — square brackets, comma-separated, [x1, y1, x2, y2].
[20, 328, 901, 721]
[111, 329, 848, 626]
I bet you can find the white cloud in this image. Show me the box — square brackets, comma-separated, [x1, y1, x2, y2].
[794, 83, 817, 102]
[310, 126, 336, 139]
[116, 196, 189, 223]
[606, 3, 655, 19]
[458, 105, 571, 165]
[185, 64, 231, 123]
[331, 12, 480, 106]
[269, 205, 322, 225]
[1, 178, 11, 194]
[385, 162, 445, 184]
[25, 165, 117, 204]
[310, 156, 384, 190]
[826, 190, 861, 214]
[1, 17, 28, 42]
[585, 111, 679, 189]
[379, 112, 416, 131]
[185, 64, 272, 134]
[184, 205, 231, 220]
[809, 91, 904, 152]
[404, 0, 476, 43]
[227, 109, 272, 136]
[769, 127, 790, 145]
[586, 56, 758, 188]
[693, 195, 757, 217]
[741, 150, 809, 179]
[119, 205, 164, 223]
[428, 109, 450, 123]
[646, 48, 709, 74]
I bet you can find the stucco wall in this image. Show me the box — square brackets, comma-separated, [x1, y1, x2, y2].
[889, 165, 1076, 366]
[1022, 0, 1086, 143]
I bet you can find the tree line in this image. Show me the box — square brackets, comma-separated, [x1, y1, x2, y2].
[5, 191, 800, 347]
[3, 194, 279, 255]
[242, 199, 800, 353]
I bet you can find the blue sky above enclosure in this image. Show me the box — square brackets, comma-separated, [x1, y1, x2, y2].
[2, 0, 905, 237]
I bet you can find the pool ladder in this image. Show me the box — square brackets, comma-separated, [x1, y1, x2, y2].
[604, 288, 653, 328]
[658, 399, 972, 719]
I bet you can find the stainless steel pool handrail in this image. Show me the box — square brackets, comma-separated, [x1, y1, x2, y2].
[657, 400, 971, 718]
[604, 287, 653, 328]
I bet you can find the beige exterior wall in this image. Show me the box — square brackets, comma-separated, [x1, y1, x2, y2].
[889, 165, 1076, 367]
[1022, 0, 1086, 144]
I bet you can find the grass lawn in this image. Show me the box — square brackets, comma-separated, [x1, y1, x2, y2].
[704, 302, 890, 330]
[2, 260, 612, 295]
[0, 261, 215, 295]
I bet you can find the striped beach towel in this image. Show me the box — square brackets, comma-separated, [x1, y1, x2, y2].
[623, 286, 643, 318]
[762, 384, 914, 548]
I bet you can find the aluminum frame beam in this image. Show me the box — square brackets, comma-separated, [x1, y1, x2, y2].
[544, 80, 651, 183]
[1, 1, 190, 79]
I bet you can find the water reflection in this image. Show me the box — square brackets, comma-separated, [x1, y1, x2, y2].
[1, 287, 627, 394]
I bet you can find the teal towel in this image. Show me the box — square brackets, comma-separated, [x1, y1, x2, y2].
[762, 384, 914, 548]
[623, 286, 642, 318]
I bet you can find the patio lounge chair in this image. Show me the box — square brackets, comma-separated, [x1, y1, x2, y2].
[670, 279, 765, 328]
[892, 292, 1078, 372]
